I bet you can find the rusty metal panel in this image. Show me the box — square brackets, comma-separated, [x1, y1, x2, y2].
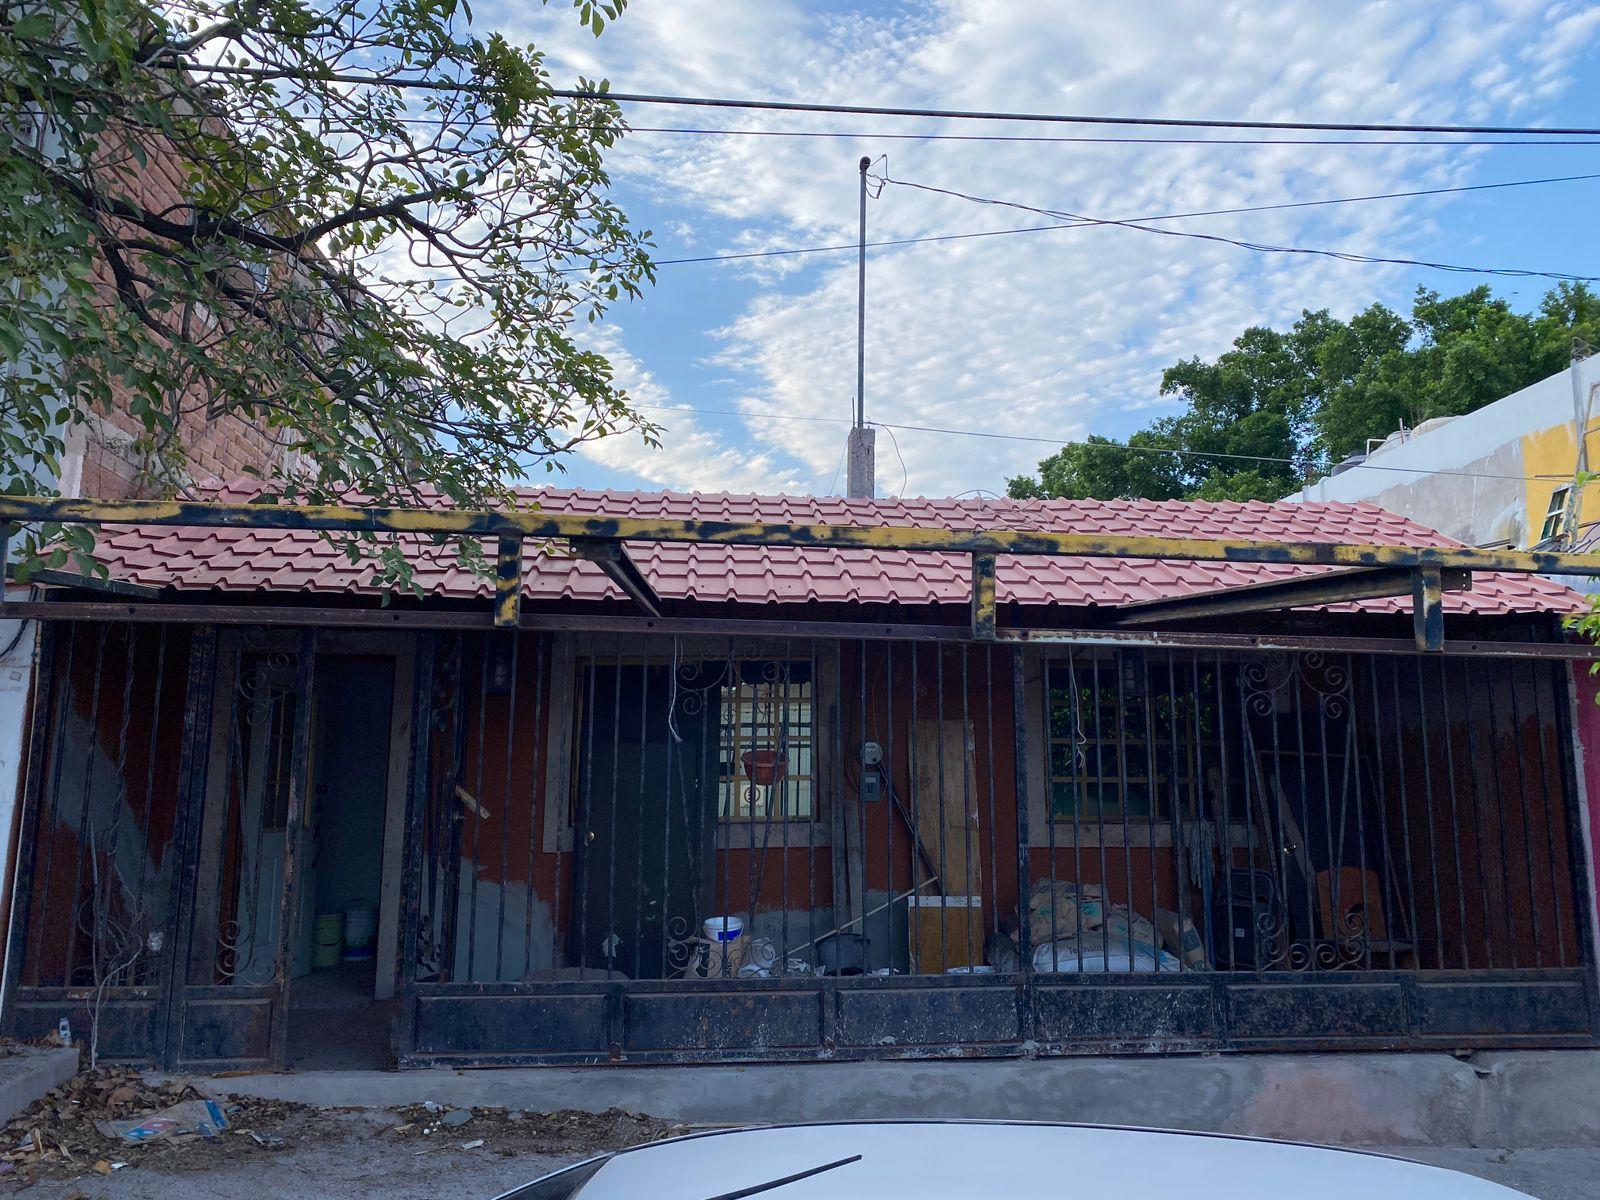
[624, 986, 822, 1052]
[410, 989, 610, 1057]
[831, 979, 1023, 1048]
[1224, 978, 1408, 1042]
[6, 989, 163, 1062]
[1413, 973, 1592, 1040]
[176, 987, 276, 1065]
[1031, 979, 1218, 1049]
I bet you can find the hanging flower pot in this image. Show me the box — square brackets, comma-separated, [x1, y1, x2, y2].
[741, 748, 786, 786]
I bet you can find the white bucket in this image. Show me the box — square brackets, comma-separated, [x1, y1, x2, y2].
[703, 915, 744, 943]
[343, 907, 377, 949]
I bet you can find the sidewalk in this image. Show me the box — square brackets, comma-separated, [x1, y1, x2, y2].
[183, 1049, 1600, 1148]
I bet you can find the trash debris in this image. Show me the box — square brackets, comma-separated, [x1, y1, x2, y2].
[1, 1064, 307, 1180]
[56, 1019, 73, 1048]
[247, 1130, 286, 1150]
[460, 1138, 484, 1150]
[387, 1104, 674, 1156]
[98, 1098, 229, 1144]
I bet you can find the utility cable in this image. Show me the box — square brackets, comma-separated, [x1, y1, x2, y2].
[877, 173, 1600, 283]
[619, 125, 1600, 148]
[164, 64, 1600, 137]
[635, 170, 1600, 269]
[627, 402, 1574, 485]
[378, 113, 1600, 147]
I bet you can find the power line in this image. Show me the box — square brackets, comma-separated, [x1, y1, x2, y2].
[878, 173, 1600, 283]
[378, 114, 1600, 148]
[638, 171, 1600, 269]
[556, 91, 1600, 138]
[630, 402, 1569, 484]
[168, 63, 1600, 138]
[622, 125, 1600, 148]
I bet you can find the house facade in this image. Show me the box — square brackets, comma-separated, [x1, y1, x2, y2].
[1289, 356, 1600, 557]
[1, 485, 1597, 1070]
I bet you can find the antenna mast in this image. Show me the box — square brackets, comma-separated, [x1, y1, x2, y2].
[846, 155, 876, 498]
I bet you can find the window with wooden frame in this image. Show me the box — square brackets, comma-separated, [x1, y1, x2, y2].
[717, 660, 815, 822]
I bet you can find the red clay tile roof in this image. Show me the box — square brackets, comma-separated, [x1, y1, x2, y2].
[88, 480, 1584, 616]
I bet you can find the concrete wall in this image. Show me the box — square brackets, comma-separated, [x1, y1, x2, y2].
[1291, 361, 1599, 555]
[203, 1050, 1600, 1149]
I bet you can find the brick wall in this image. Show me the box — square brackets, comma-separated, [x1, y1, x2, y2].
[63, 126, 294, 500]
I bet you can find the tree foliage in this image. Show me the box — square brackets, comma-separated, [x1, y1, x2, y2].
[1008, 283, 1600, 503]
[1, 0, 650, 581]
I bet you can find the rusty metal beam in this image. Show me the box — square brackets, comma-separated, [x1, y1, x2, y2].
[1109, 565, 1469, 626]
[1414, 564, 1446, 651]
[6, 495, 1600, 576]
[1, 597, 1594, 658]
[567, 540, 661, 616]
[494, 537, 522, 628]
[970, 553, 996, 640]
[10, 567, 165, 600]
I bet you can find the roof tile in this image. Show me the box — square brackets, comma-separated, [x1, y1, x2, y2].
[85, 480, 1585, 617]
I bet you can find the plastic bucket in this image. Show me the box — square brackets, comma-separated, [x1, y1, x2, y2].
[312, 914, 343, 969]
[342, 907, 377, 962]
[703, 915, 744, 943]
[343, 907, 377, 948]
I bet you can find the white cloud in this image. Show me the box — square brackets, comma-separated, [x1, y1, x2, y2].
[576, 326, 811, 494]
[486, 0, 1600, 497]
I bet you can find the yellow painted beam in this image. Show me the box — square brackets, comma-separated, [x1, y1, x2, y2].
[493, 536, 522, 628]
[1413, 564, 1445, 651]
[3, 495, 1599, 576]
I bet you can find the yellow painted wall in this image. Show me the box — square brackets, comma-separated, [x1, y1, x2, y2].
[1520, 417, 1600, 547]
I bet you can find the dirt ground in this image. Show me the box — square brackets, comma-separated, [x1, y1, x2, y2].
[0, 1068, 678, 1199]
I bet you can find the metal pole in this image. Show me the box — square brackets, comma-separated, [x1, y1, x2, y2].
[856, 155, 869, 430]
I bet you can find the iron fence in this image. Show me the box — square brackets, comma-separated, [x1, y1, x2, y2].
[407, 633, 1585, 991]
[4, 620, 1596, 1066]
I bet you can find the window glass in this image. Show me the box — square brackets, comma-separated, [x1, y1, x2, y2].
[717, 660, 815, 821]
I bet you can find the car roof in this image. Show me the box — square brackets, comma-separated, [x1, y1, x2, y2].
[524, 1121, 1525, 1199]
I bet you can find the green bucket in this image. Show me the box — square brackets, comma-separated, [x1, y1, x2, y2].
[312, 913, 343, 969]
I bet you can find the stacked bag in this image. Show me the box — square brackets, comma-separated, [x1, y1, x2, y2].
[1023, 880, 1181, 973]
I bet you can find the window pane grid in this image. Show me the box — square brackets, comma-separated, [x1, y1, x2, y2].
[718, 669, 814, 821]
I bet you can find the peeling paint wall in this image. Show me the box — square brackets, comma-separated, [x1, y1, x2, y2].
[1290, 362, 1600, 564]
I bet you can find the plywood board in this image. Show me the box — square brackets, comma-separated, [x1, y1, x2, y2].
[911, 719, 981, 896]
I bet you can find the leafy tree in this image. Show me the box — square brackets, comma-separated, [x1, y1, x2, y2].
[1, 0, 651, 582]
[1008, 283, 1600, 504]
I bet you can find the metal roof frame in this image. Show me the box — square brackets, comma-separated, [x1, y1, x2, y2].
[2, 495, 1596, 650]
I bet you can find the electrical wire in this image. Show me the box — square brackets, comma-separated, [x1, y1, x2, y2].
[628, 401, 1575, 485]
[165, 65, 1600, 137]
[374, 113, 1600, 147]
[879, 422, 909, 497]
[637, 170, 1600, 270]
[619, 125, 1600, 148]
[878, 173, 1600, 283]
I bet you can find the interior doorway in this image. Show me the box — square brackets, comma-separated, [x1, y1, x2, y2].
[284, 650, 411, 1070]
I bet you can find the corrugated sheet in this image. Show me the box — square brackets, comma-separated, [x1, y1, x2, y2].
[86, 480, 1585, 615]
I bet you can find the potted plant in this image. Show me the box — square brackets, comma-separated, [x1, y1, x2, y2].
[741, 748, 786, 786]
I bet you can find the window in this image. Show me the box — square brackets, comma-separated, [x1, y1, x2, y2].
[1540, 485, 1571, 543]
[1044, 653, 1219, 823]
[717, 660, 814, 821]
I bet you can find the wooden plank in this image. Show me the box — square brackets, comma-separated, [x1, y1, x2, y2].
[911, 719, 982, 972]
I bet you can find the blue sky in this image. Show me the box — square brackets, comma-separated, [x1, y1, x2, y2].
[481, 1, 1600, 499]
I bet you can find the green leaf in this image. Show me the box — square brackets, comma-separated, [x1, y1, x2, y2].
[11, 13, 53, 38]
